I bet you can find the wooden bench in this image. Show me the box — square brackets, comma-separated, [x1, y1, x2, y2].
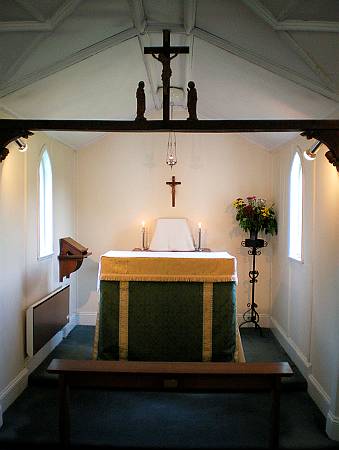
[47, 359, 293, 449]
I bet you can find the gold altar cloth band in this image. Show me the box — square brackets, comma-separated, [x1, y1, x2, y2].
[100, 256, 237, 283]
[119, 281, 129, 360]
[202, 282, 213, 361]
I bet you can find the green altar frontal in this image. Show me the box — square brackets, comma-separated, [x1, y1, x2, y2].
[94, 251, 239, 362]
[96, 280, 237, 362]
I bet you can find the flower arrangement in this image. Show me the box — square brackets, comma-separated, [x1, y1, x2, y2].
[232, 196, 278, 237]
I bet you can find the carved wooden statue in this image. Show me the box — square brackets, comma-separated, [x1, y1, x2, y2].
[135, 81, 146, 121]
[187, 81, 198, 121]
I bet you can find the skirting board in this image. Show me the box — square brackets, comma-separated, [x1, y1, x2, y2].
[0, 367, 28, 414]
[326, 411, 339, 441]
[270, 316, 338, 440]
[77, 311, 97, 326]
[308, 374, 330, 416]
[270, 317, 311, 379]
[0, 314, 77, 421]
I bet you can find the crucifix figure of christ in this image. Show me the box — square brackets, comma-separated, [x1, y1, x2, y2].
[144, 30, 189, 121]
[166, 176, 181, 207]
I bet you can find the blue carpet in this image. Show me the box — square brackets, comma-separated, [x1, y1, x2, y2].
[0, 326, 337, 449]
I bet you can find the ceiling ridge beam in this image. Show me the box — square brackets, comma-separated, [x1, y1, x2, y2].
[127, 0, 146, 33]
[146, 23, 186, 33]
[184, 0, 197, 34]
[49, 0, 83, 30]
[14, 0, 46, 22]
[242, 0, 339, 32]
[0, 27, 139, 98]
[276, 0, 298, 22]
[192, 27, 339, 102]
[242, 0, 276, 28]
[278, 31, 336, 92]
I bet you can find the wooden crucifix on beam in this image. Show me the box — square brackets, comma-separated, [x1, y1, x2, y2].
[166, 176, 181, 207]
[144, 30, 189, 121]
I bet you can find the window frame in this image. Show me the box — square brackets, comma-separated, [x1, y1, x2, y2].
[288, 149, 304, 263]
[37, 147, 54, 260]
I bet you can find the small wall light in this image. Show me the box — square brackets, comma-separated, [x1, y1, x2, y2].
[15, 138, 28, 152]
[303, 140, 322, 161]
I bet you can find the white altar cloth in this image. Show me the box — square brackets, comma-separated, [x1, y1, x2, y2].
[101, 250, 236, 259]
[149, 218, 195, 251]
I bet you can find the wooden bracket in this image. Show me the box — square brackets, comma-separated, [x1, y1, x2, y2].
[301, 130, 339, 172]
[0, 129, 33, 162]
[58, 237, 91, 282]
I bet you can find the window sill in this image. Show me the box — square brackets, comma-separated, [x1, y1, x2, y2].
[288, 255, 304, 264]
[38, 253, 54, 261]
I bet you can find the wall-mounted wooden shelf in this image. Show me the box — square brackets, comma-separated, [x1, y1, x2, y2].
[58, 237, 91, 282]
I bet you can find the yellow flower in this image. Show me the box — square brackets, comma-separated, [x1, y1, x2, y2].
[261, 207, 270, 217]
[232, 198, 245, 208]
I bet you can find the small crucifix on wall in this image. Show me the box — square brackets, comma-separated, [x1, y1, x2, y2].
[166, 176, 181, 207]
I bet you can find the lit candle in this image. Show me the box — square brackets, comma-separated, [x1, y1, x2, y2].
[198, 222, 202, 251]
[141, 221, 146, 250]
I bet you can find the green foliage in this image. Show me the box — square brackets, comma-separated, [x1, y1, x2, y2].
[232, 196, 278, 236]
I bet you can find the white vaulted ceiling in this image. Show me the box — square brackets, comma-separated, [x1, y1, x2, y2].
[0, 0, 338, 149]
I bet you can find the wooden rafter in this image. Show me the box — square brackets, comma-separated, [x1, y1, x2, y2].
[241, 0, 339, 33]
[0, 28, 139, 98]
[0, 23, 337, 102]
[192, 28, 339, 102]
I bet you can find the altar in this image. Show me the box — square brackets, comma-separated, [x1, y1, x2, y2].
[94, 250, 243, 362]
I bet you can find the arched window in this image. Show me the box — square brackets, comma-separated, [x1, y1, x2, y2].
[289, 151, 303, 261]
[38, 148, 53, 258]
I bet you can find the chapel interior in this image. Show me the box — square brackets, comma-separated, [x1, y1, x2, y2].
[0, 1, 338, 449]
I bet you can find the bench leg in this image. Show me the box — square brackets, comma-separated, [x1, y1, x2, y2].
[269, 377, 281, 449]
[59, 374, 70, 447]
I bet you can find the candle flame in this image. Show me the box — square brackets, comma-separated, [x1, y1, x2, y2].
[198, 222, 202, 229]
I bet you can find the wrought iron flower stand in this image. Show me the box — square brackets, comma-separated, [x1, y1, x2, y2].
[239, 237, 267, 336]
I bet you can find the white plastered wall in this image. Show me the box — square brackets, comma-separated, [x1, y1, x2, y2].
[271, 135, 339, 440]
[76, 131, 273, 326]
[0, 125, 76, 417]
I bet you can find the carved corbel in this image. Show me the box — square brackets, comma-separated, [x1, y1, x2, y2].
[301, 130, 339, 172]
[0, 129, 33, 163]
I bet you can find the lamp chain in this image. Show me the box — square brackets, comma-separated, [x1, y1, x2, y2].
[166, 103, 177, 168]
